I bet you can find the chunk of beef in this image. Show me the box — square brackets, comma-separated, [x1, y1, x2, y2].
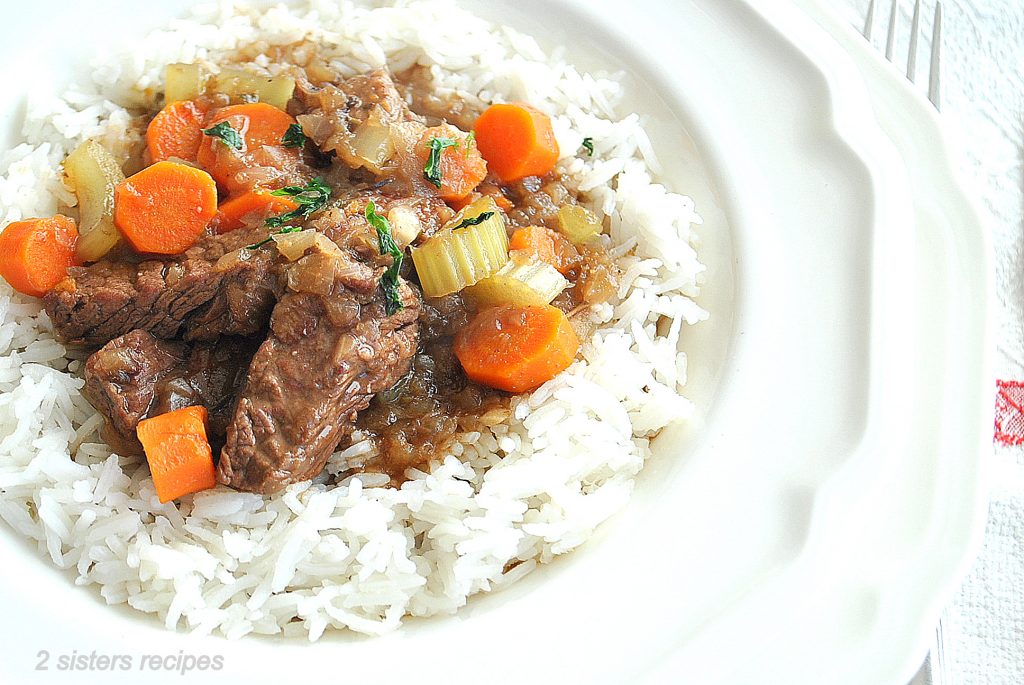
[83, 330, 258, 455]
[306, 191, 454, 265]
[294, 69, 420, 176]
[218, 251, 420, 494]
[394, 65, 484, 132]
[44, 227, 281, 348]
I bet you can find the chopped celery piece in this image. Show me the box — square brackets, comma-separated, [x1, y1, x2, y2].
[165, 63, 208, 102]
[164, 63, 295, 110]
[212, 67, 296, 110]
[464, 256, 569, 309]
[272, 230, 343, 261]
[556, 204, 601, 245]
[411, 197, 509, 297]
[63, 140, 125, 262]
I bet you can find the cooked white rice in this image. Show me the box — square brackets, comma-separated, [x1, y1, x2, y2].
[0, 0, 706, 639]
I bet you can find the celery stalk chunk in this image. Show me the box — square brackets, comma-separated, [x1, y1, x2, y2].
[556, 204, 602, 244]
[464, 257, 569, 308]
[164, 63, 295, 110]
[64, 140, 125, 263]
[411, 197, 510, 298]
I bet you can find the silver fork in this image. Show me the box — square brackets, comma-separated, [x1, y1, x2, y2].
[862, 0, 943, 109]
[862, 5, 948, 682]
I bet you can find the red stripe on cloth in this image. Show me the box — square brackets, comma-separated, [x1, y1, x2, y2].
[995, 380, 1024, 446]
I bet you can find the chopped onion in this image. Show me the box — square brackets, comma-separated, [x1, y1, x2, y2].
[233, 165, 284, 189]
[285, 240, 370, 296]
[341, 110, 394, 173]
[296, 113, 333, 145]
[273, 230, 343, 261]
[287, 252, 337, 295]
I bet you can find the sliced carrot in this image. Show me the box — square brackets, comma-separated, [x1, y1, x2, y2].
[213, 190, 299, 233]
[453, 304, 580, 393]
[195, 102, 298, 192]
[146, 100, 210, 163]
[114, 160, 218, 255]
[136, 405, 217, 504]
[416, 125, 488, 202]
[0, 216, 79, 297]
[508, 225, 582, 275]
[473, 103, 560, 183]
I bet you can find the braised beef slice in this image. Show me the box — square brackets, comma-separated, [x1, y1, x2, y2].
[394, 65, 483, 131]
[83, 330, 258, 455]
[306, 192, 454, 265]
[44, 227, 280, 348]
[218, 257, 420, 494]
[293, 69, 413, 156]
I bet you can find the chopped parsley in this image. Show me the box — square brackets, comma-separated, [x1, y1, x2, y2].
[423, 137, 458, 188]
[246, 177, 332, 249]
[464, 130, 476, 157]
[365, 200, 404, 315]
[245, 226, 302, 250]
[281, 123, 307, 148]
[580, 137, 594, 157]
[202, 121, 244, 150]
[452, 211, 494, 230]
[265, 177, 332, 228]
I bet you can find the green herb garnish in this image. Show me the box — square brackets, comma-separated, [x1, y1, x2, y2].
[202, 121, 244, 150]
[581, 137, 594, 157]
[246, 177, 332, 249]
[365, 200, 404, 315]
[245, 226, 302, 250]
[464, 130, 476, 157]
[423, 137, 458, 188]
[265, 177, 332, 228]
[453, 211, 494, 230]
[281, 123, 307, 148]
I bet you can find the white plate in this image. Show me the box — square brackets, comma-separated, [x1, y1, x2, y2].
[0, 1, 991, 684]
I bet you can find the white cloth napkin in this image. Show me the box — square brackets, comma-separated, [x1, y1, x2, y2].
[827, 1, 1024, 683]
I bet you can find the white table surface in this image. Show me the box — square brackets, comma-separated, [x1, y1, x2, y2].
[827, 1, 1024, 683]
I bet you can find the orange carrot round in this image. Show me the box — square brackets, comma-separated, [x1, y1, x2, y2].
[0, 216, 79, 297]
[416, 126, 487, 202]
[114, 160, 218, 255]
[473, 103, 560, 182]
[196, 102, 298, 191]
[509, 225, 582, 275]
[454, 304, 580, 393]
[213, 190, 299, 233]
[136, 405, 217, 504]
[146, 100, 210, 163]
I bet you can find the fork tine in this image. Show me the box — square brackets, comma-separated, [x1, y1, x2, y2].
[907, 0, 921, 80]
[928, 2, 942, 108]
[863, 0, 877, 38]
[885, 0, 899, 60]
